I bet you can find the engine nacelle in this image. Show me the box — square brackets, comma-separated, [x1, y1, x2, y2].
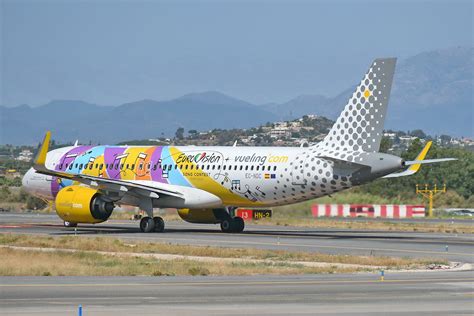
[177, 208, 224, 224]
[55, 185, 114, 224]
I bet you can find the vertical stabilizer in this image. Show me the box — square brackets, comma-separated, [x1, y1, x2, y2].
[318, 58, 396, 153]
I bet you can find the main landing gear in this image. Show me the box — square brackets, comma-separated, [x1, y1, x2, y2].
[220, 216, 245, 233]
[138, 197, 165, 233]
[63, 221, 77, 228]
[139, 216, 165, 233]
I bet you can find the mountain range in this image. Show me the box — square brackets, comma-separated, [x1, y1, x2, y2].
[1, 47, 472, 145]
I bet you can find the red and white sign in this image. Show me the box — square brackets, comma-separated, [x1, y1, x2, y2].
[311, 204, 425, 218]
[236, 209, 253, 221]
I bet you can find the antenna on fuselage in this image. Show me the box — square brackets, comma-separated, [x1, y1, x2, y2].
[73, 140, 79, 146]
[233, 140, 238, 147]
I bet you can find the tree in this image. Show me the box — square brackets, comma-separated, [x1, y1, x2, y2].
[379, 136, 392, 153]
[175, 127, 184, 140]
[410, 129, 427, 139]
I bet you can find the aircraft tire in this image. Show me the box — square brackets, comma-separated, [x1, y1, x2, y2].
[232, 216, 245, 233]
[153, 216, 165, 232]
[64, 221, 77, 228]
[140, 216, 155, 233]
[220, 219, 233, 233]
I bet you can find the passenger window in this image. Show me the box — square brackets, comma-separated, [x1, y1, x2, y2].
[65, 163, 68, 169]
[139, 164, 143, 170]
[79, 164, 83, 170]
[120, 164, 124, 170]
[174, 165, 178, 169]
[89, 164, 93, 170]
[153, 164, 157, 171]
[69, 164, 73, 170]
[256, 166, 259, 171]
[251, 166, 254, 171]
[234, 165, 238, 170]
[59, 164, 63, 169]
[223, 165, 226, 170]
[207, 165, 210, 170]
[147, 163, 150, 170]
[168, 165, 172, 171]
[245, 166, 248, 171]
[273, 166, 277, 171]
[240, 165, 243, 170]
[267, 166, 271, 171]
[75, 163, 78, 168]
[99, 164, 103, 170]
[212, 165, 216, 170]
[84, 164, 88, 169]
[190, 165, 194, 170]
[131, 164, 135, 169]
[126, 164, 130, 169]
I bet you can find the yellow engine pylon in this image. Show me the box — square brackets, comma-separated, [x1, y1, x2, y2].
[416, 184, 446, 217]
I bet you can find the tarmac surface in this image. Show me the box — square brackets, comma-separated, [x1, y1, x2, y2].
[0, 213, 473, 263]
[1, 271, 473, 315]
[1, 213, 473, 315]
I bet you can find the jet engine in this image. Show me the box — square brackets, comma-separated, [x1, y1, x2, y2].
[55, 185, 114, 223]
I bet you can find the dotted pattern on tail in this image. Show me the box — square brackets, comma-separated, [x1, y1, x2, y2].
[316, 58, 397, 159]
[281, 58, 397, 200]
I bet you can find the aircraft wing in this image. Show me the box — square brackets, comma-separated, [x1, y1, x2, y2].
[33, 131, 183, 199]
[383, 141, 456, 178]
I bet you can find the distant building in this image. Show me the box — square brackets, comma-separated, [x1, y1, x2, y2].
[399, 135, 418, 145]
[16, 149, 33, 162]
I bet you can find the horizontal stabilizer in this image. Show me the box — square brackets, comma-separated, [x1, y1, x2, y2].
[403, 158, 457, 166]
[383, 141, 456, 178]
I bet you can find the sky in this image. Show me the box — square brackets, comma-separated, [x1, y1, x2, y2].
[1, 0, 472, 106]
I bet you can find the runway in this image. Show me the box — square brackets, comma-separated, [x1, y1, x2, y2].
[1, 271, 473, 315]
[1, 213, 474, 315]
[1, 213, 473, 262]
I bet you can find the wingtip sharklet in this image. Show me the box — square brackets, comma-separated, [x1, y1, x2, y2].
[34, 131, 51, 168]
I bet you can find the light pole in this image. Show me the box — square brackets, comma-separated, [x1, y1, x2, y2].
[416, 184, 446, 217]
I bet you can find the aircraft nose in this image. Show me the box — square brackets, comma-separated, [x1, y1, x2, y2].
[22, 168, 34, 192]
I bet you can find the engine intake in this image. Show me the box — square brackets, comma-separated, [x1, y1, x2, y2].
[55, 185, 114, 223]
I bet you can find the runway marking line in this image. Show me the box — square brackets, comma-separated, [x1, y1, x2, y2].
[1, 278, 473, 288]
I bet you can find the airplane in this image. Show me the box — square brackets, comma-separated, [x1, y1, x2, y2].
[22, 58, 456, 233]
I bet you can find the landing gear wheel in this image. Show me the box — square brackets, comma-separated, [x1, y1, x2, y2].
[220, 217, 245, 233]
[153, 216, 165, 232]
[64, 221, 77, 228]
[140, 216, 155, 233]
[232, 216, 245, 233]
[220, 219, 233, 233]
